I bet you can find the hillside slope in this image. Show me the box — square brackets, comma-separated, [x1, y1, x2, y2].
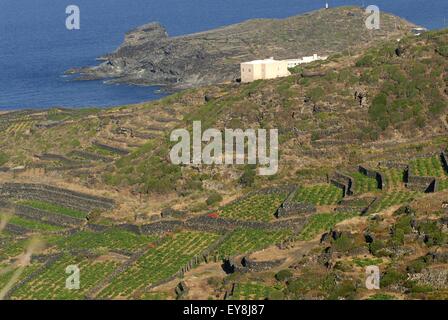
[67, 6, 415, 89]
[1, 28, 448, 218]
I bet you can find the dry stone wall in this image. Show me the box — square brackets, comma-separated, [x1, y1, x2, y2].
[276, 186, 316, 218]
[93, 141, 130, 155]
[0, 183, 115, 212]
[359, 165, 384, 190]
[14, 204, 85, 227]
[330, 171, 354, 196]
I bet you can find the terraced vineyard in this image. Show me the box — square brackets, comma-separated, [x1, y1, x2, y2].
[0, 263, 43, 292]
[369, 191, 420, 213]
[230, 282, 282, 300]
[352, 172, 378, 194]
[4, 121, 35, 135]
[0, 238, 30, 262]
[381, 168, 405, 190]
[298, 212, 358, 241]
[1, 214, 64, 233]
[11, 254, 120, 300]
[409, 156, 447, 177]
[293, 184, 343, 206]
[17, 200, 87, 219]
[438, 179, 448, 191]
[218, 193, 286, 222]
[50, 229, 158, 253]
[98, 231, 220, 299]
[217, 228, 292, 258]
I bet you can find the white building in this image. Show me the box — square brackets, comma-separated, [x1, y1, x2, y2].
[285, 54, 329, 69]
[240, 58, 290, 83]
[240, 54, 328, 83]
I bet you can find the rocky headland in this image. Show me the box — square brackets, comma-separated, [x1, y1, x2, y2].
[66, 6, 416, 89]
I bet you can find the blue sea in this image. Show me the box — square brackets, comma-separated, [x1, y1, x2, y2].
[0, 0, 447, 110]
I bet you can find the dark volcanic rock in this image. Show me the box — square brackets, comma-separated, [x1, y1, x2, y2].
[67, 7, 415, 89]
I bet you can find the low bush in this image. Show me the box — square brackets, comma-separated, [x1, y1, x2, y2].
[275, 270, 293, 282]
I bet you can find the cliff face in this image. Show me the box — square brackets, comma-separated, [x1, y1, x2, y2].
[67, 7, 416, 89]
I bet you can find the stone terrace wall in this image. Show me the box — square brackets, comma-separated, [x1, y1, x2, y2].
[240, 256, 286, 273]
[68, 150, 114, 163]
[36, 153, 76, 164]
[140, 220, 184, 235]
[14, 204, 85, 227]
[441, 151, 448, 173]
[359, 165, 384, 190]
[0, 183, 115, 212]
[184, 215, 307, 234]
[378, 161, 408, 170]
[406, 174, 438, 193]
[336, 197, 377, 215]
[276, 186, 316, 218]
[4, 223, 29, 235]
[93, 141, 130, 155]
[330, 171, 354, 196]
[4, 253, 63, 300]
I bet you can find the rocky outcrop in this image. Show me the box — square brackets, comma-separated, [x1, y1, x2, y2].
[67, 7, 415, 89]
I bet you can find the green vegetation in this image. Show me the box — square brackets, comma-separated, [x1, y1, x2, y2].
[0, 151, 9, 166]
[11, 255, 119, 300]
[105, 142, 182, 193]
[0, 263, 42, 292]
[352, 257, 383, 268]
[3, 215, 64, 232]
[206, 192, 223, 206]
[218, 193, 286, 222]
[217, 228, 291, 258]
[293, 184, 343, 205]
[50, 229, 158, 252]
[409, 155, 447, 177]
[239, 165, 257, 187]
[99, 231, 219, 298]
[0, 238, 30, 262]
[369, 191, 420, 213]
[17, 200, 87, 219]
[275, 269, 293, 282]
[230, 282, 283, 300]
[298, 212, 357, 241]
[381, 168, 405, 189]
[366, 293, 396, 300]
[352, 172, 378, 194]
[418, 221, 446, 246]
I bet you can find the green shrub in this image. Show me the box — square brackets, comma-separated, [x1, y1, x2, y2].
[239, 165, 256, 187]
[206, 192, 223, 206]
[369, 93, 388, 129]
[406, 258, 427, 274]
[369, 240, 387, 256]
[267, 290, 285, 300]
[275, 270, 293, 282]
[306, 87, 325, 102]
[356, 54, 375, 67]
[0, 152, 9, 166]
[327, 280, 358, 300]
[436, 45, 448, 57]
[381, 269, 406, 288]
[333, 234, 356, 253]
[418, 221, 446, 246]
[367, 293, 396, 300]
